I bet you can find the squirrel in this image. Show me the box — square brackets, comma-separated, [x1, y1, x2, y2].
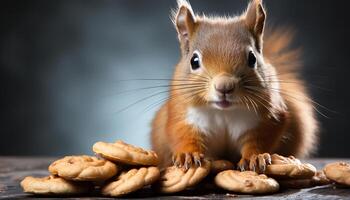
[151, 0, 318, 172]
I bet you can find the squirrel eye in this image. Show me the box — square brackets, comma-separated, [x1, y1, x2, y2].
[248, 51, 257, 68]
[190, 53, 200, 71]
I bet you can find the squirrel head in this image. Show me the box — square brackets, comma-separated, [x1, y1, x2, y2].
[171, 0, 282, 112]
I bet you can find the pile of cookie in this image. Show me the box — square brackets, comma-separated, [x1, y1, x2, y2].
[214, 154, 324, 194]
[21, 141, 350, 197]
[213, 154, 350, 194]
[21, 141, 160, 197]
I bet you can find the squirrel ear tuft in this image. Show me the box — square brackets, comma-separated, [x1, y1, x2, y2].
[245, 0, 266, 51]
[172, 0, 196, 43]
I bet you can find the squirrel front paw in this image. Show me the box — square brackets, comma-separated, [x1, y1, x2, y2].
[237, 153, 271, 173]
[172, 152, 204, 170]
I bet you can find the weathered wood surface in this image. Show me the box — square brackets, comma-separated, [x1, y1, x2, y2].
[0, 157, 350, 199]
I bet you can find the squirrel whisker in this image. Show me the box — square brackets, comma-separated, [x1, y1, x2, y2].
[244, 85, 332, 118]
[116, 84, 208, 113]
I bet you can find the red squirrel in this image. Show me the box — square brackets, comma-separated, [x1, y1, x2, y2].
[151, 0, 318, 172]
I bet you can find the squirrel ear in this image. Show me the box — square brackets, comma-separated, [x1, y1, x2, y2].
[245, 0, 266, 51]
[173, 0, 196, 50]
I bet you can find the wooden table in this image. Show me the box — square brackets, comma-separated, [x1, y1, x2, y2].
[1, 157, 349, 199]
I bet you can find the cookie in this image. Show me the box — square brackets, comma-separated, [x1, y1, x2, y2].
[215, 170, 279, 194]
[264, 154, 316, 179]
[278, 170, 330, 189]
[48, 155, 118, 181]
[210, 160, 234, 174]
[156, 159, 211, 193]
[102, 166, 160, 197]
[324, 162, 350, 186]
[93, 141, 158, 166]
[20, 175, 90, 195]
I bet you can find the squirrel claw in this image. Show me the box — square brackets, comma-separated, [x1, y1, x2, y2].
[172, 152, 204, 170]
[237, 159, 248, 171]
[194, 158, 201, 167]
[238, 153, 271, 173]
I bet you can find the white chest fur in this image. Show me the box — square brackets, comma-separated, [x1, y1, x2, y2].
[186, 106, 260, 140]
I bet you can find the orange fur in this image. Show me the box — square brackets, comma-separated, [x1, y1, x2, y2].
[151, 0, 318, 170]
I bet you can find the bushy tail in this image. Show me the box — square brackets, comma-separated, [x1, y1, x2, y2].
[264, 27, 319, 157]
[263, 27, 302, 74]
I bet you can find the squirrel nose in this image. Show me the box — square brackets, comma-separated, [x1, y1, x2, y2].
[214, 76, 235, 94]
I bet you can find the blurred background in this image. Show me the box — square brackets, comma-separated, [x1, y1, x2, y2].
[0, 0, 348, 157]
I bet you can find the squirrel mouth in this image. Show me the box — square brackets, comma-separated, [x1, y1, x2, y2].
[213, 100, 233, 109]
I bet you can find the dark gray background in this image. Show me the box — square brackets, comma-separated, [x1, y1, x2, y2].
[0, 0, 348, 157]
